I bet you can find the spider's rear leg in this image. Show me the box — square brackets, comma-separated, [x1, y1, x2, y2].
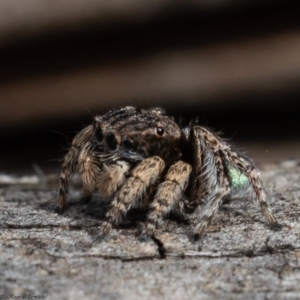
[222, 149, 279, 227]
[97, 156, 165, 241]
[192, 183, 230, 241]
[146, 161, 192, 236]
[187, 126, 231, 241]
[191, 126, 279, 241]
[192, 153, 230, 241]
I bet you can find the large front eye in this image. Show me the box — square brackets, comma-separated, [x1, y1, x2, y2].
[122, 137, 133, 149]
[156, 126, 164, 136]
[106, 132, 117, 150]
[95, 126, 103, 142]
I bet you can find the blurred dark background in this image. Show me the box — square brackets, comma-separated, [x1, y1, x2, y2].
[1, 0, 300, 174]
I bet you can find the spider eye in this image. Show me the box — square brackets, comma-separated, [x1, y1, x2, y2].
[106, 132, 118, 150]
[156, 126, 164, 136]
[122, 138, 133, 150]
[95, 126, 103, 142]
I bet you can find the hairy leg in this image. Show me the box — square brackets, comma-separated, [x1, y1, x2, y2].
[56, 125, 94, 212]
[183, 127, 219, 214]
[199, 127, 277, 225]
[191, 130, 231, 239]
[146, 161, 192, 235]
[99, 156, 165, 238]
[192, 126, 278, 240]
[222, 147, 278, 225]
[193, 178, 230, 240]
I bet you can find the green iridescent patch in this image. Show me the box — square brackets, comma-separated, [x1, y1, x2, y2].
[227, 165, 249, 195]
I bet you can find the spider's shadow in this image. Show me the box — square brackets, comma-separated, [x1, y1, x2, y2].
[44, 192, 259, 233]
[56, 194, 150, 229]
[46, 191, 191, 231]
[86, 196, 149, 229]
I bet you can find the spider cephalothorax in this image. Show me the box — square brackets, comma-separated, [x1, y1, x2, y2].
[56, 106, 279, 248]
[94, 106, 183, 165]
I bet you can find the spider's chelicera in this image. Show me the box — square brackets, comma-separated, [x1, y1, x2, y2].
[56, 106, 279, 248]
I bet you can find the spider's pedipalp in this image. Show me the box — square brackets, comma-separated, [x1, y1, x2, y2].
[78, 142, 101, 202]
[146, 161, 192, 235]
[99, 156, 165, 238]
[97, 161, 130, 198]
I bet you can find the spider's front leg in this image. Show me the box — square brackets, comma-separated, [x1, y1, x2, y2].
[56, 146, 79, 213]
[56, 125, 94, 213]
[98, 156, 165, 240]
[146, 161, 192, 236]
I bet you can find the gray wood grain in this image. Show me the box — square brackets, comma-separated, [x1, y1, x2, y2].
[1, 160, 300, 299]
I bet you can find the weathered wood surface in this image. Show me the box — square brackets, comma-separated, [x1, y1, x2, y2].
[1, 160, 300, 299]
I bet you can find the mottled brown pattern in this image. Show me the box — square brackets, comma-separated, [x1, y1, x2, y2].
[56, 106, 279, 255]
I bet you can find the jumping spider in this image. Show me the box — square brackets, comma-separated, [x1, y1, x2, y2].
[56, 106, 279, 248]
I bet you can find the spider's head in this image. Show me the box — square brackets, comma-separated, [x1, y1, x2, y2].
[93, 107, 182, 164]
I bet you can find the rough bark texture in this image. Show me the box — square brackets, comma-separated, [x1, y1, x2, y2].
[1, 160, 299, 299]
